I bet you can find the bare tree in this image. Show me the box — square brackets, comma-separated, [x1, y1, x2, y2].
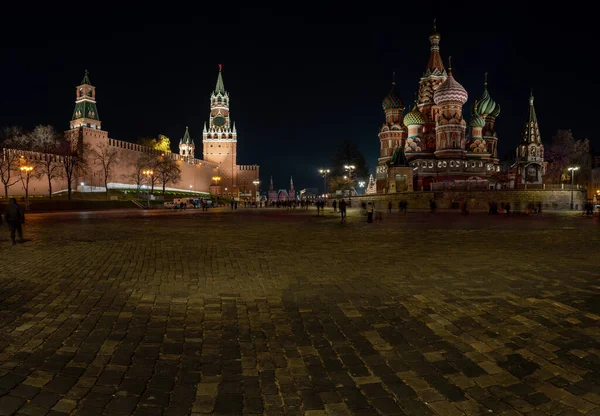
[138, 153, 162, 194]
[18, 162, 38, 207]
[544, 129, 592, 185]
[90, 142, 119, 200]
[58, 137, 88, 200]
[28, 125, 63, 198]
[125, 153, 153, 197]
[0, 127, 25, 198]
[156, 156, 182, 195]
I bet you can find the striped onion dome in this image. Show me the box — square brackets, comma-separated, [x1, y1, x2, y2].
[434, 72, 468, 105]
[382, 82, 403, 110]
[468, 112, 485, 128]
[474, 85, 500, 118]
[403, 105, 426, 126]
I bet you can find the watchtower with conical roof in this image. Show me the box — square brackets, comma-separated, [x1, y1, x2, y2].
[203, 64, 238, 188]
[179, 126, 195, 162]
[70, 70, 101, 130]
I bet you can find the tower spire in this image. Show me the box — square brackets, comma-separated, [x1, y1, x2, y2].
[81, 69, 91, 85]
[521, 90, 540, 144]
[214, 64, 225, 94]
[425, 19, 444, 75]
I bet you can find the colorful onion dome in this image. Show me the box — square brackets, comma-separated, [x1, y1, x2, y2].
[474, 78, 500, 119]
[468, 109, 485, 128]
[404, 105, 426, 126]
[490, 101, 501, 118]
[433, 70, 468, 105]
[382, 82, 403, 110]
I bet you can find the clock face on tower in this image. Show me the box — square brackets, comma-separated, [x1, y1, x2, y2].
[213, 116, 226, 127]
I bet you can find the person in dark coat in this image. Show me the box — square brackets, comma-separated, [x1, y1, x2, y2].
[429, 199, 437, 214]
[367, 202, 374, 223]
[338, 199, 347, 222]
[5, 198, 24, 245]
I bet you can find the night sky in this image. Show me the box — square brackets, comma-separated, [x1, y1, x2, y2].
[1, 3, 597, 192]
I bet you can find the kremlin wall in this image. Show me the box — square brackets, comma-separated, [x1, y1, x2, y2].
[3, 68, 259, 200]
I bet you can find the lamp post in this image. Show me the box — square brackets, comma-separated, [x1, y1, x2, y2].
[319, 168, 330, 196]
[143, 170, 154, 207]
[19, 165, 33, 210]
[568, 166, 580, 210]
[80, 182, 85, 200]
[344, 164, 356, 197]
[359, 180, 366, 195]
[344, 164, 356, 178]
[253, 179, 260, 203]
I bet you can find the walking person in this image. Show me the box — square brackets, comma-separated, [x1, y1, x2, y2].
[387, 201, 392, 214]
[332, 200, 337, 213]
[429, 199, 437, 214]
[367, 202, 374, 223]
[5, 198, 24, 245]
[339, 198, 347, 223]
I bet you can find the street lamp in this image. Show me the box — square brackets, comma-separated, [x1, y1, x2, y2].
[252, 180, 260, 203]
[568, 166, 580, 210]
[80, 182, 85, 200]
[143, 170, 154, 207]
[344, 164, 356, 178]
[19, 165, 33, 209]
[319, 168, 330, 195]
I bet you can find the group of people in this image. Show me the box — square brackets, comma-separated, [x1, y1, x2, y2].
[1, 198, 25, 245]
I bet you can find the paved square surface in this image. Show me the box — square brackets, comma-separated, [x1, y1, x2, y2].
[0, 207, 599, 415]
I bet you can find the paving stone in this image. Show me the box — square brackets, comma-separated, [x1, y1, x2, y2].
[0, 395, 26, 416]
[0, 210, 598, 415]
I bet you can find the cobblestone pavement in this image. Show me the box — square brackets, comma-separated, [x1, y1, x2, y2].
[0, 207, 599, 416]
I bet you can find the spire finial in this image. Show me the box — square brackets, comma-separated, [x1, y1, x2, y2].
[529, 88, 534, 104]
[484, 72, 488, 87]
[392, 71, 396, 85]
[433, 18, 437, 32]
[448, 56, 452, 73]
[218, 63, 222, 71]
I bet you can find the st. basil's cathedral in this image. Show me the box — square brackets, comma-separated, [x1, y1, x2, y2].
[375, 24, 545, 193]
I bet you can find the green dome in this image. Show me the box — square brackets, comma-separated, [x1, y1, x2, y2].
[474, 83, 500, 118]
[468, 113, 485, 128]
[403, 105, 426, 126]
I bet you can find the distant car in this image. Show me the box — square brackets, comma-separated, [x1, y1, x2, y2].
[163, 202, 175, 209]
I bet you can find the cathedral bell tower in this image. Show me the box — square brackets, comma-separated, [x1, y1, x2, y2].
[203, 64, 237, 188]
